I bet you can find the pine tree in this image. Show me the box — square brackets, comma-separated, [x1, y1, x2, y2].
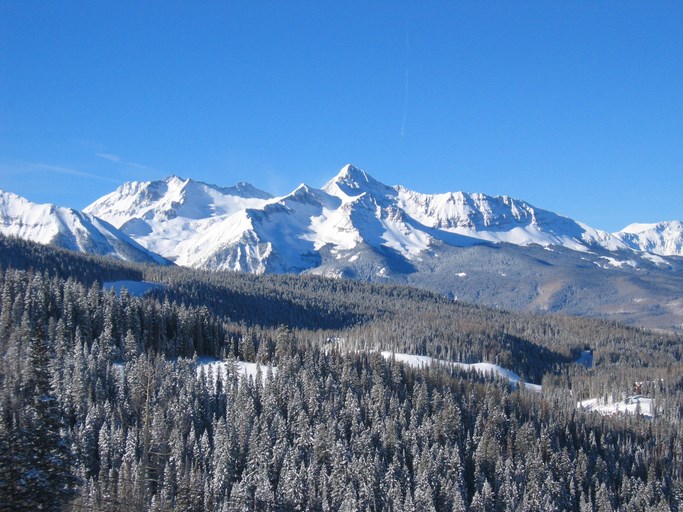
[12, 331, 78, 510]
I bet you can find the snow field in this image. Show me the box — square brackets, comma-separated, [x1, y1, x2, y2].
[381, 352, 542, 393]
[578, 396, 653, 418]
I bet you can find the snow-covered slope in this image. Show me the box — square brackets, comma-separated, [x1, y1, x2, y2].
[615, 221, 683, 257]
[0, 189, 169, 264]
[84, 176, 273, 265]
[323, 164, 626, 255]
[85, 165, 630, 273]
[394, 187, 625, 252]
[578, 395, 653, 418]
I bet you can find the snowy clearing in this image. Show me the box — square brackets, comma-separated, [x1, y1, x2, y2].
[196, 357, 277, 384]
[578, 395, 653, 418]
[194, 353, 541, 393]
[381, 352, 542, 392]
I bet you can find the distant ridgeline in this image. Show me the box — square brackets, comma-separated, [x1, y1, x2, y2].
[1, 234, 682, 510]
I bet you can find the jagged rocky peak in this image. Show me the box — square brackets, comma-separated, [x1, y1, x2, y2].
[161, 175, 272, 201]
[85, 174, 273, 227]
[323, 164, 393, 198]
[289, 183, 313, 196]
[283, 183, 317, 203]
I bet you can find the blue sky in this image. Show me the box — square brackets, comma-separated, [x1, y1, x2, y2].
[1, 1, 682, 232]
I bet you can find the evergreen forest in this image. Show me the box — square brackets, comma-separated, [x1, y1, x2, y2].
[1, 234, 682, 511]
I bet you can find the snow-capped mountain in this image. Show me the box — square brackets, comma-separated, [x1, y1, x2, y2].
[81, 165, 683, 332]
[322, 164, 627, 254]
[0, 189, 169, 265]
[614, 221, 683, 257]
[84, 176, 273, 267]
[85, 165, 632, 273]
[4, 165, 683, 331]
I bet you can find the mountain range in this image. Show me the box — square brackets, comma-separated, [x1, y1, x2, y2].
[0, 189, 169, 265]
[3, 164, 683, 330]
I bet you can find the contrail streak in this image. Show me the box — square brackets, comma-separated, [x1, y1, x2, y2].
[401, 65, 409, 138]
[401, 34, 410, 138]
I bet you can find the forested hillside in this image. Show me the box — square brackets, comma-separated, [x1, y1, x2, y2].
[1, 235, 682, 511]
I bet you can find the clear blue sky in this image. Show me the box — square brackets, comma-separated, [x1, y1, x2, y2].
[1, 1, 682, 232]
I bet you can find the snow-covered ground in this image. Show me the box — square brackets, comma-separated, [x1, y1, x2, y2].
[578, 395, 653, 418]
[196, 357, 276, 384]
[113, 357, 276, 386]
[598, 256, 637, 269]
[103, 280, 166, 297]
[381, 352, 542, 393]
[118, 351, 535, 393]
[194, 352, 541, 393]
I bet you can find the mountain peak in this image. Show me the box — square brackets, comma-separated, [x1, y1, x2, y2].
[323, 164, 391, 198]
[166, 174, 187, 183]
[166, 176, 272, 201]
[615, 220, 683, 256]
[338, 163, 369, 180]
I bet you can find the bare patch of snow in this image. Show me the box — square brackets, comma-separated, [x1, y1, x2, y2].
[642, 252, 669, 266]
[599, 256, 637, 269]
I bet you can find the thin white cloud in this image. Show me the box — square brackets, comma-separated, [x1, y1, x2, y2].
[0, 160, 121, 183]
[95, 151, 150, 170]
[95, 152, 122, 163]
